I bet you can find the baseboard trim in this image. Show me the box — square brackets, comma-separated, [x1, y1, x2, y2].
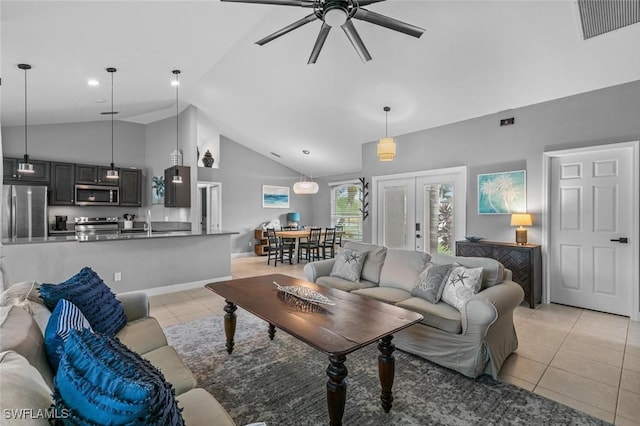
[119, 276, 233, 297]
[231, 252, 256, 258]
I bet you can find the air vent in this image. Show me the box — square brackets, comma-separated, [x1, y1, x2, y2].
[577, 0, 640, 39]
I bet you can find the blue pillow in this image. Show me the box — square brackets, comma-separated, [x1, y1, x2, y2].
[39, 267, 126, 336]
[53, 329, 184, 426]
[44, 299, 93, 372]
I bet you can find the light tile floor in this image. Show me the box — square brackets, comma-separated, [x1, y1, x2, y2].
[150, 256, 640, 425]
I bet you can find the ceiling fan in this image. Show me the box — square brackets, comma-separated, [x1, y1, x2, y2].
[221, 0, 425, 64]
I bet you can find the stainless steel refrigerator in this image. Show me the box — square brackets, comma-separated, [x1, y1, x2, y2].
[2, 185, 48, 239]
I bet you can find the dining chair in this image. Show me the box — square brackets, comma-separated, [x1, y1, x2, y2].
[320, 227, 336, 259]
[334, 224, 344, 248]
[266, 228, 292, 266]
[298, 227, 321, 262]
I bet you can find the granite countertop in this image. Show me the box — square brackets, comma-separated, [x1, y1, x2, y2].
[1, 229, 238, 245]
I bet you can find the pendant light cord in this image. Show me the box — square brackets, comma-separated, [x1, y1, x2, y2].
[111, 70, 114, 165]
[23, 66, 28, 157]
[176, 73, 179, 155]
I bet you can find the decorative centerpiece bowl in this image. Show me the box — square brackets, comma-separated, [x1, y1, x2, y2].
[273, 282, 335, 305]
[465, 236, 484, 242]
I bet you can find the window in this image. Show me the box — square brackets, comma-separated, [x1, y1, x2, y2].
[330, 181, 363, 241]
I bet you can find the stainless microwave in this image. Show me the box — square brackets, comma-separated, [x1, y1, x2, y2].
[75, 185, 119, 206]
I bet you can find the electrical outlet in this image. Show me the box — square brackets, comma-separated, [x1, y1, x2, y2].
[248, 241, 253, 247]
[114, 272, 122, 282]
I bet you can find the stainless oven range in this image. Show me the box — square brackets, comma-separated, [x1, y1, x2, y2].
[74, 217, 120, 237]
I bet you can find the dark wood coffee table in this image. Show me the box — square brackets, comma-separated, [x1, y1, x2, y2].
[205, 274, 423, 426]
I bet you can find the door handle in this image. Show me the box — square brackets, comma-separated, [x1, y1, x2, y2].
[610, 237, 628, 243]
[416, 234, 421, 239]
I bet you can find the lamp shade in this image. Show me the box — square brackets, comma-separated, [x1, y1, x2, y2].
[511, 213, 533, 227]
[377, 137, 396, 161]
[293, 181, 319, 194]
[287, 212, 300, 222]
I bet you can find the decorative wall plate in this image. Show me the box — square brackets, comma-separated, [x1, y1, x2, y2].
[273, 282, 335, 305]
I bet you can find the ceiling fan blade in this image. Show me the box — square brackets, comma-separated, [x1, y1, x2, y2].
[308, 23, 331, 65]
[256, 14, 318, 45]
[341, 20, 372, 62]
[356, 0, 387, 6]
[221, 0, 314, 7]
[353, 8, 425, 38]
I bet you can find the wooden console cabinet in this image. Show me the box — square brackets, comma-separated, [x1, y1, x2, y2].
[456, 240, 542, 308]
[254, 229, 269, 256]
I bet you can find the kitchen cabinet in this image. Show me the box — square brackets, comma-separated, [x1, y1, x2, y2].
[455, 240, 542, 308]
[164, 166, 190, 208]
[119, 168, 142, 207]
[75, 164, 118, 186]
[50, 162, 76, 205]
[3, 157, 50, 184]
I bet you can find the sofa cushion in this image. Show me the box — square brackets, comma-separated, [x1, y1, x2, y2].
[351, 287, 412, 304]
[142, 345, 197, 396]
[178, 388, 235, 426]
[412, 263, 455, 303]
[117, 316, 168, 355]
[441, 266, 484, 311]
[53, 328, 184, 426]
[396, 297, 462, 334]
[316, 276, 377, 292]
[0, 351, 53, 426]
[379, 249, 430, 292]
[0, 306, 54, 388]
[344, 241, 387, 284]
[44, 299, 93, 372]
[330, 247, 368, 282]
[39, 267, 126, 336]
[431, 253, 504, 288]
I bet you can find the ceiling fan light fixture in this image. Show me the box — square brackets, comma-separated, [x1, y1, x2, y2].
[324, 7, 348, 27]
[377, 106, 396, 161]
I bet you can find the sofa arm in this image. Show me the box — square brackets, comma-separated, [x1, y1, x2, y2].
[116, 292, 150, 322]
[462, 281, 524, 333]
[303, 259, 336, 283]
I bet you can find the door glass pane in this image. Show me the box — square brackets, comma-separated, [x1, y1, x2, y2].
[383, 186, 407, 249]
[424, 182, 454, 254]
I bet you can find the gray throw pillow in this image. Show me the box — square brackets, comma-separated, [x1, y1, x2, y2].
[330, 248, 368, 282]
[441, 266, 484, 311]
[412, 263, 454, 304]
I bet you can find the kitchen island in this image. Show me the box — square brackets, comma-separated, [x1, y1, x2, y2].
[0, 230, 238, 294]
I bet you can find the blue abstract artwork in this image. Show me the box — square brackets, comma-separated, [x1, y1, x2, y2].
[262, 185, 290, 208]
[478, 170, 526, 214]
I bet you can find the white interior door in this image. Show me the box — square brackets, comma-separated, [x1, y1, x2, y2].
[549, 147, 634, 316]
[376, 178, 415, 249]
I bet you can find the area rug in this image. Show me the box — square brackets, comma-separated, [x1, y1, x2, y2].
[164, 309, 610, 426]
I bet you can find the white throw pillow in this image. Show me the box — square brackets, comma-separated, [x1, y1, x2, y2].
[330, 248, 368, 282]
[0, 351, 53, 425]
[441, 266, 484, 311]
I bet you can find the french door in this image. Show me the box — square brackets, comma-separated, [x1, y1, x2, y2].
[373, 167, 466, 254]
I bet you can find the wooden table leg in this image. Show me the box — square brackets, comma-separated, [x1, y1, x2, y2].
[326, 354, 347, 426]
[378, 335, 395, 413]
[223, 300, 237, 354]
[268, 322, 276, 340]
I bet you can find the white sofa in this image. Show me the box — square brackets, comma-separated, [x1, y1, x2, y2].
[303, 241, 525, 379]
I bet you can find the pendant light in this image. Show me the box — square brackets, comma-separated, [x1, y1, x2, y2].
[293, 150, 319, 194]
[105, 67, 119, 179]
[377, 106, 396, 162]
[17, 64, 34, 174]
[172, 70, 182, 184]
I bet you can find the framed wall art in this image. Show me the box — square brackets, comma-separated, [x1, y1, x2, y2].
[478, 170, 526, 214]
[262, 185, 290, 208]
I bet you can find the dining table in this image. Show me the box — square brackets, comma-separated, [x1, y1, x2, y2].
[275, 229, 312, 262]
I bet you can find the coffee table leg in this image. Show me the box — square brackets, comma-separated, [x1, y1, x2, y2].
[223, 300, 237, 354]
[268, 322, 276, 340]
[326, 354, 347, 426]
[378, 335, 395, 413]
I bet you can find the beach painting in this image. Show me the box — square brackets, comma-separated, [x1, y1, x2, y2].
[478, 170, 526, 214]
[262, 185, 290, 208]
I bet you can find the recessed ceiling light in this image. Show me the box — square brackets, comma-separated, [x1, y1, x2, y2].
[302, 149, 310, 155]
[88, 79, 100, 86]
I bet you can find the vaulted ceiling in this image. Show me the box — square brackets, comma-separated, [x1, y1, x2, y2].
[2, 1, 640, 177]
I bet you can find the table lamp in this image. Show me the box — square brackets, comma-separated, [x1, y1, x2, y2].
[287, 212, 300, 229]
[511, 213, 533, 245]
